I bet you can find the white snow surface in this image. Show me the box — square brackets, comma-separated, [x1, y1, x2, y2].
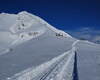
[0, 11, 71, 55]
[7, 40, 79, 80]
[0, 11, 100, 80]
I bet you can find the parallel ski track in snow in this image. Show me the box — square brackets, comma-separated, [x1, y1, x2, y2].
[7, 40, 80, 80]
[33, 51, 72, 80]
[34, 40, 80, 80]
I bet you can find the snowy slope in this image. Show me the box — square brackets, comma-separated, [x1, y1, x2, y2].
[7, 40, 79, 80]
[76, 41, 100, 80]
[0, 11, 100, 80]
[0, 11, 71, 55]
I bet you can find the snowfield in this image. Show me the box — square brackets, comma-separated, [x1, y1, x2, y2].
[0, 11, 100, 80]
[7, 40, 79, 80]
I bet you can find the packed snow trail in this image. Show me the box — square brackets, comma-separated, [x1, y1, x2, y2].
[33, 51, 74, 80]
[7, 40, 80, 80]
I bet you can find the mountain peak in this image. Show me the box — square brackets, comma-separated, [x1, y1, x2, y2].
[0, 11, 72, 38]
[18, 11, 29, 14]
[18, 11, 32, 16]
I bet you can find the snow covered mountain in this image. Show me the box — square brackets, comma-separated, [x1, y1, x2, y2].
[0, 11, 71, 54]
[0, 11, 100, 80]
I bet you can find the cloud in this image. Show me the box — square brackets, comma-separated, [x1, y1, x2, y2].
[65, 27, 100, 44]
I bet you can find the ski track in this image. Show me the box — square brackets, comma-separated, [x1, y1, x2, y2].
[7, 40, 80, 80]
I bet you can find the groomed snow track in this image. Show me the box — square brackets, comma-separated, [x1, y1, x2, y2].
[33, 51, 75, 80]
[7, 40, 79, 80]
[8, 51, 76, 80]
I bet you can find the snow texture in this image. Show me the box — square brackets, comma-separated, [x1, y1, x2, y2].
[0, 11, 100, 80]
[7, 40, 78, 80]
